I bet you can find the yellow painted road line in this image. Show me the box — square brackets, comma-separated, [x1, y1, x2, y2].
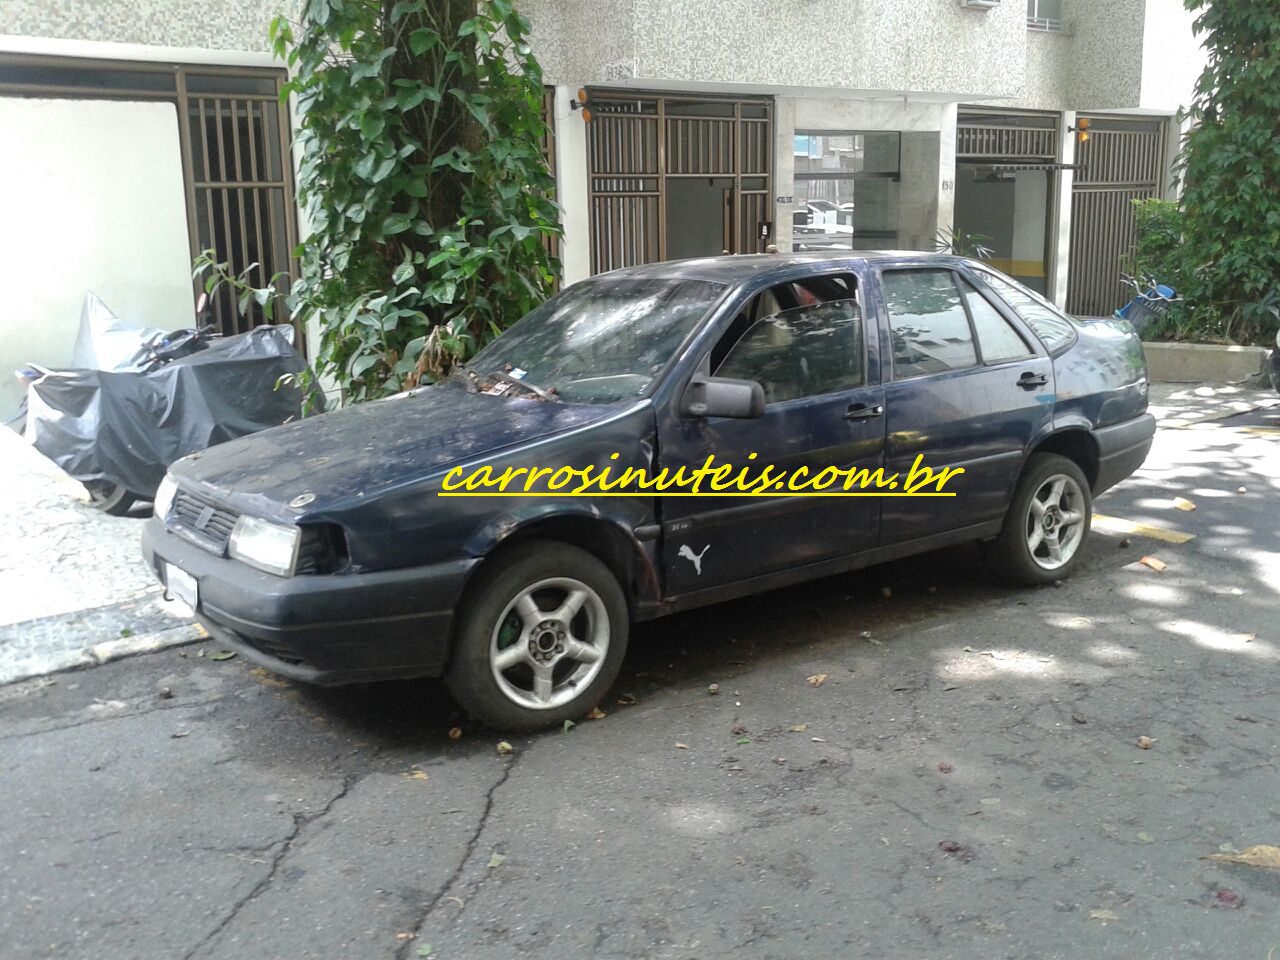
[1230, 426, 1280, 437]
[1092, 513, 1196, 544]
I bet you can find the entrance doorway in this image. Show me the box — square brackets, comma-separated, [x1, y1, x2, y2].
[954, 111, 1059, 296]
[586, 93, 772, 274]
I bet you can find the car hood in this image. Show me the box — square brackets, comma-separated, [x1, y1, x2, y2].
[171, 380, 629, 517]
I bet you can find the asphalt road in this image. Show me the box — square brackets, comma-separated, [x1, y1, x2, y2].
[3, 407, 1279, 960]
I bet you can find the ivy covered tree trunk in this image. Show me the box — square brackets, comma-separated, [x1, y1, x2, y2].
[272, 0, 561, 403]
[1178, 0, 1280, 343]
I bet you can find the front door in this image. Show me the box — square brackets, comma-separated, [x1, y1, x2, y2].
[657, 273, 885, 594]
[876, 265, 1054, 545]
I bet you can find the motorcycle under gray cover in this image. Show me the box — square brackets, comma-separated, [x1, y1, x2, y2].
[24, 326, 315, 497]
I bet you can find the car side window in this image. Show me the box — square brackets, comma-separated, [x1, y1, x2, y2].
[975, 269, 1077, 353]
[882, 269, 977, 379]
[959, 279, 1035, 363]
[715, 299, 864, 404]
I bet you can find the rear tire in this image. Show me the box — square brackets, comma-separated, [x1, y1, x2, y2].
[445, 541, 629, 732]
[992, 453, 1092, 586]
[85, 481, 139, 517]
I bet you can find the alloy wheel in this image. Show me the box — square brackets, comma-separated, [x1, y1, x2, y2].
[1025, 473, 1087, 570]
[489, 577, 610, 710]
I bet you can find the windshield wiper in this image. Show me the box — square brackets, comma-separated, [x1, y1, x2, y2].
[479, 368, 560, 403]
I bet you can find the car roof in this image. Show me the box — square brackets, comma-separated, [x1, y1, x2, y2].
[593, 251, 969, 284]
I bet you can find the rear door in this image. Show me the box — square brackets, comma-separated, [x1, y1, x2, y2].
[656, 273, 885, 594]
[876, 265, 1053, 544]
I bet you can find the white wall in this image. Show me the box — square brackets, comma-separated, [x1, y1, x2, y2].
[0, 97, 194, 413]
[1139, 0, 1205, 113]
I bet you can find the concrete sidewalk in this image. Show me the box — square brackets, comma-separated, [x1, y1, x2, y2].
[0, 427, 197, 685]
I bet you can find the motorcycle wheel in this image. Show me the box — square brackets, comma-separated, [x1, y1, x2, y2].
[85, 481, 139, 517]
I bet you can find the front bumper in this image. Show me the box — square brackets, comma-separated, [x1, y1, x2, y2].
[1093, 412, 1156, 496]
[142, 518, 478, 685]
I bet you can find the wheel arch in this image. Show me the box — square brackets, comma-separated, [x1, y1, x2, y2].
[1027, 428, 1100, 491]
[458, 509, 658, 622]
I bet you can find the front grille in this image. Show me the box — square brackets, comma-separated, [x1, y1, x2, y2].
[170, 489, 240, 554]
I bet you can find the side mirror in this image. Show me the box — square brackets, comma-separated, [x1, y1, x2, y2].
[682, 375, 766, 419]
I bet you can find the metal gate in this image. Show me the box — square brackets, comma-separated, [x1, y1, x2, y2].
[586, 93, 772, 274]
[1067, 117, 1166, 316]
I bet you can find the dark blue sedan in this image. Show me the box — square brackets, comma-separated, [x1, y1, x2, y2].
[142, 252, 1155, 730]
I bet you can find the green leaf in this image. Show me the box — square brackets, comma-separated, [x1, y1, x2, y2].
[409, 27, 438, 55]
[392, 262, 416, 284]
[415, 946, 433, 958]
[382, 213, 413, 235]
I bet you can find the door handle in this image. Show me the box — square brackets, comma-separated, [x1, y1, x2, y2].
[1017, 372, 1049, 390]
[844, 403, 884, 421]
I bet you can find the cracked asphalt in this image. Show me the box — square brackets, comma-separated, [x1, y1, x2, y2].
[3, 405, 1279, 959]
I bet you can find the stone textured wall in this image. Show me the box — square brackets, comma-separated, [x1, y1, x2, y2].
[518, 0, 639, 84]
[523, 0, 1027, 98]
[0, 0, 290, 52]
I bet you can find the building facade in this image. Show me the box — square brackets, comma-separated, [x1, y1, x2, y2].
[0, 0, 1205, 408]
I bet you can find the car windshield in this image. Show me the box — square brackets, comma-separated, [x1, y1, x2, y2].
[466, 277, 726, 403]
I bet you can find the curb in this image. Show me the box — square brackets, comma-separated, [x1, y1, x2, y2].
[0, 623, 202, 687]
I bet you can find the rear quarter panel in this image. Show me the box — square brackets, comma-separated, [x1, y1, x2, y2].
[1052, 317, 1150, 431]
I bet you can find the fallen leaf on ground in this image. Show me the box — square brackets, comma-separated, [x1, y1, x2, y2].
[615, 693, 637, 705]
[585, 706, 607, 719]
[1173, 496, 1197, 511]
[1211, 889, 1245, 909]
[772, 756, 786, 765]
[810, 737, 827, 743]
[675, 742, 689, 750]
[938, 762, 954, 774]
[409, 769, 428, 782]
[707, 683, 720, 696]
[447, 727, 462, 740]
[806, 674, 828, 687]
[1203, 845, 1280, 869]
[737, 737, 752, 745]
[417, 945, 434, 957]
[1089, 909, 1118, 922]
[210, 650, 237, 661]
[562, 719, 575, 733]
[496, 741, 514, 756]
[193, 623, 209, 639]
[938, 840, 976, 862]
[487, 853, 505, 869]
[731, 723, 748, 735]
[395, 932, 413, 941]
[1072, 713, 1087, 724]
[1137, 736, 1154, 749]
[1139, 556, 1168, 572]
[789, 724, 808, 733]
[962, 645, 974, 652]
[171, 730, 190, 739]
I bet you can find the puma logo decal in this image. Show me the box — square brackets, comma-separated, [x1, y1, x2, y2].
[678, 544, 710, 576]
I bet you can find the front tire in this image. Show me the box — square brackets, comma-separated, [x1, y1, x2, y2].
[993, 453, 1092, 586]
[445, 541, 629, 732]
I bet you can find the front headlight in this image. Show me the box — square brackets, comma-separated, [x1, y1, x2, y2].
[228, 515, 301, 577]
[153, 475, 178, 521]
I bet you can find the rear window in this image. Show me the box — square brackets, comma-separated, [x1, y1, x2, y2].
[973, 268, 1077, 354]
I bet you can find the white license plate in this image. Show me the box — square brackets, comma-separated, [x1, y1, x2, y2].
[164, 562, 199, 613]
